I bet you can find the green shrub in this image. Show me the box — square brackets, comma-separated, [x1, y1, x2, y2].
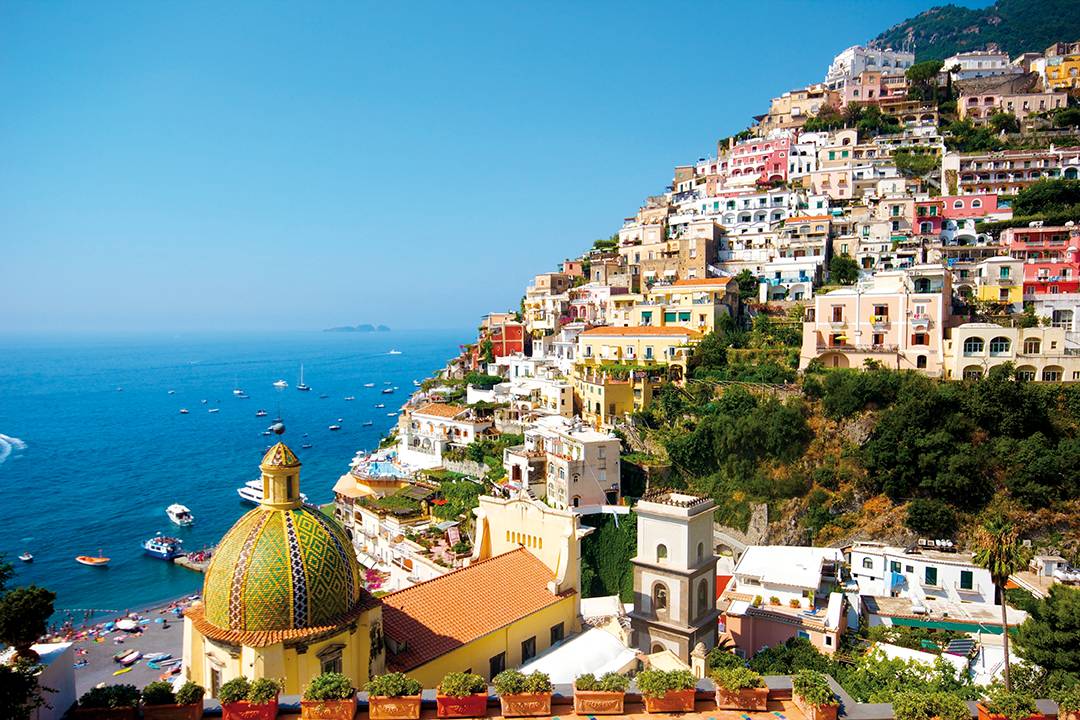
[635, 669, 696, 698]
[366, 672, 423, 698]
[893, 690, 970, 720]
[523, 671, 552, 694]
[141, 681, 176, 706]
[1056, 685, 1080, 713]
[78, 684, 140, 709]
[492, 670, 551, 695]
[575, 672, 629, 692]
[174, 681, 205, 706]
[439, 672, 487, 697]
[712, 667, 764, 691]
[792, 671, 836, 707]
[304, 672, 355, 701]
[217, 677, 250, 705]
[247, 678, 283, 705]
[983, 687, 1038, 720]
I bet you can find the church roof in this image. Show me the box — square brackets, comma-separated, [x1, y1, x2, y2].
[261, 442, 300, 468]
[381, 548, 573, 671]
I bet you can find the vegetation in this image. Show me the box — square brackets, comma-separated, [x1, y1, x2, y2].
[174, 681, 206, 706]
[791, 670, 837, 707]
[217, 677, 251, 705]
[247, 678, 284, 705]
[982, 687, 1038, 720]
[366, 673, 423, 698]
[893, 149, 939, 179]
[303, 672, 355, 701]
[0, 660, 53, 720]
[1014, 585, 1080, 677]
[579, 511, 637, 601]
[945, 119, 1005, 152]
[141, 681, 177, 706]
[892, 690, 971, 720]
[734, 269, 760, 301]
[1056, 685, 1080, 713]
[975, 516, 1026, 690]
[464, 372, 504, 390]
[78, 684, 140, 709]
[492, 670, 551, 696]
[574, 673, 629, 692]
[439, 672, 487, 697]
[711, 667, 764, 691]
[634, 669, 696, 698]
[829, 254, 861, 285]
[905, 60, 946, 102]
[431, 478, 483, 521]
[0, 586, 56, 661]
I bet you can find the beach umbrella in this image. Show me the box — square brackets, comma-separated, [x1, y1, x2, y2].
[115, 619, 137, 631]
[154, 618, 165, 623]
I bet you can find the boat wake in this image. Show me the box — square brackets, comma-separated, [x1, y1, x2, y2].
[0, 434, 27, 467]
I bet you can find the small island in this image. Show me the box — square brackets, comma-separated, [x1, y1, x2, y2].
[323, 323, 391, 333]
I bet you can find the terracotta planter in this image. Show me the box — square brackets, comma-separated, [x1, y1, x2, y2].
[976, 703, 1047, 720]
[368, 694, 422, 720]
[70, 708, 139, 720]
[436, 693, 489, 718]
[715, 686, 769, 711]
[643, 688, 697, 713]
[301, 696, 357, 720]
[1060, 711, 1079, 720]
[574, 690, 625, 715]
[498, 692, 552, 717]
[793, 694, 839, 720]
[144, 703, 205, 720]
[222, 699, 280, 720]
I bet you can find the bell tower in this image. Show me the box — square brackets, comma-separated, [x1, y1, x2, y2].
[259, 442, 302, 510]
[629, 490, 719, 663]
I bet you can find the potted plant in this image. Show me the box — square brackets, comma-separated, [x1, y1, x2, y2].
[143, 680, 206, 720]
[302, 672, 356, 720]
[978, 688, 1043, 720]
[1055, 686, 1080, 720]
[892, 690, 970, 720]
[73, 684, 141, 720]
[792, 670, 839, 720]
[493, 670, 552, 717]
[712, 667, 768, 711]
[436, 672, 488, 718]
[365, 672, 423, 720]
[574, 672, 629, 715]
[220, 677, 283, 720]
[635, 669, 697, 713]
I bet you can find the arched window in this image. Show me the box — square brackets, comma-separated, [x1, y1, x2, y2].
[989, 337, 1011, 356]
[697, 580, 709, 616]
[953, 200, 964, 209]
[862, 557, 873, 569]
[653, 584, 668, 612]
[917, 355, 928, 369]
[1023, 338, 1041, 354]
[656, 544, 668, 562]
[697, 542, 704, 562]
[963, 337, 984, 356]
[971, 199, 982, 208]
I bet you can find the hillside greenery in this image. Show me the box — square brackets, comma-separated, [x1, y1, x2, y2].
[872, 0, 1080, 61]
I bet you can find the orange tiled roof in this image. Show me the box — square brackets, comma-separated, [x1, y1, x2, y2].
[381, 548, 574, 671]
[580, 326, 703, 338]
[411, 402, 468, 419]
[670, 278, 734, 288]
[786, 215, 831, 222]
[184, 595, 379, 648]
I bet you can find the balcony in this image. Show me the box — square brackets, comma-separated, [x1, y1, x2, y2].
[910, 314, 931, 330]
[871, 315, 890, 330]
[817, 343, 899, 354]
[829, 319, 846, 329]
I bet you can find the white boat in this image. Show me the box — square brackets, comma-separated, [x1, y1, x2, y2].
[328, 424, 341, 431]
[363, 421, 373, 427]
[344, 396, 355, 401]
[167, 390, 176, 395]
[386, 412, 398, 417]
[166, 503, 194, 526]
[273, 379, 288, 388]
[301, 443, 312, 449]
[388, 349, 402, 355]
[296, 364, 310, 392]
[237, 479, 307, 505]
[207, 408, 220, 414]
[381, 387, 395, 394]
[413, 380, 421, 386]
[362, 383, 375, 388]
[233, 388, 244, 396]
[18, 552, 32, 563]
[374, 403, 385, 408]
[179, 408, 189, 415]
[255, 409, 267, 417]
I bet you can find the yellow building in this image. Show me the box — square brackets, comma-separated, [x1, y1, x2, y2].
[632, 278, 739, 334]
[573, 365, 665, 427]
[974, 256, 1024, 313]
[577, 325, 702, 367]
[183, 443, 384, 697]
[1045, 55, 1080, 89]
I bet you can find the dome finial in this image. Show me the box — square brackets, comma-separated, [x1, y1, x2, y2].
[259, 442, 302, 509]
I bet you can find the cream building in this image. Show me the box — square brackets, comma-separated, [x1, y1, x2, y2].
[397, 402, 492, 469]
[630, 278, 740, 334]
[577, 325, 701, 368]
[942, 323, 1080, 381]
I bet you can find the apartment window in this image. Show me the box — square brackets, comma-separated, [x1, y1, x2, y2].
[521, 636, 537, 663]
[550, 623, 564, 645]
[489, 652, 506, 679]
[872, 333, 884, 345]
[989, 336, 1011, 356]
[917, 355, 927, 369]
[890, 561, 901, 573]
[873, 304, 888, 319]
[656, 544, 668, 562]
[832, 306, 844, 322]
[862, 557, 874, 569]
[924, 566, 939, 587]
[963, 337, 984, 356]
[644, 346, 654, 360]
[913, 333, 928, 346]
[960, 570, 974, 590]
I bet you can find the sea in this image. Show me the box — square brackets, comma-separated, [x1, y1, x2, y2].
[0, 329, 465, 625]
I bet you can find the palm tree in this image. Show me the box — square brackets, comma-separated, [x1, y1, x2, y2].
[973, 516, 1025, 691]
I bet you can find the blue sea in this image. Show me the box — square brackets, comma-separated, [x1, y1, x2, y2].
[0, 330, 464, 624]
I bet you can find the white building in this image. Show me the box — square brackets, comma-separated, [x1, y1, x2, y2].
[850, 541, 996, 605]
[1, 643, 75, 720]
[825, 46, 915, 89]
[397, 402, 492, 469]
[729, 545, 844, 607]
[943, 51, 1022, 81]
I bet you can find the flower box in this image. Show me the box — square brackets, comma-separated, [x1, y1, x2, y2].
[976, 703, 1047, 720]
[301, 696, 358, 720]
[436, 693, 489, 718]
[70, 709, 139, 720]
[498, 692, 552, 717]
[222, 699, 280, 720]
[643, 688, 696, 713]
[368, 694, 422, 720]
[574, 689, 625, 715]
[715, 686, 769, 711]
[143, 703, 205, 720]
[793, 694, 839, 720]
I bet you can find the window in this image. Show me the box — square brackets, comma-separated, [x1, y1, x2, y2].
[890, 561, 901, 573]
[924, 566, 939, 586]
[989, 337, 1011, 356]
[954, 200, 964, 209]
[832, 306, 844, 322]
[653, 583, 669, 612]
[1044, 368, 1062, 381]
[489, 652, 505, 679]
[521, 636, 536, 663]
[972, 199, 983, 208]
[1023, 338, 1041, 354]
[963, 337, 984, 356]
[697, 542, 704, 562]
[321, 655, 342, 675]
[656, 544, 668, 562]
[825, 636, 833, 647]
[862, 557, 874, 569]
[917, 355, 927, 369]
[698, 580, 709, 616]
[550, 623, 564, 645]
[913, 333, 928, 346]
[960, 570, 974, 590]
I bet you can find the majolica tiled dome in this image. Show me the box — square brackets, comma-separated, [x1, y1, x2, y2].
[199, 444, 365, 639]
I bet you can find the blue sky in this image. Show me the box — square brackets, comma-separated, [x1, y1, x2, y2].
[1, 0, 987, 333]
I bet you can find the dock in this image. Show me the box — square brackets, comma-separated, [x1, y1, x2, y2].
[173, 547, 214, 573]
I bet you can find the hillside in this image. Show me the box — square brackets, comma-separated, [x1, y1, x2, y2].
[871, 0, 1080, 60]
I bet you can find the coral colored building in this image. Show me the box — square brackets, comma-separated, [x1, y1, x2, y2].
[720, 136, 790, 187]
[1003, 226, 1080, 295]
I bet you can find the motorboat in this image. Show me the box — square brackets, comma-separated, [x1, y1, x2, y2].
[273, 379, 288, 388]
[382, 387, 394, 394]
[363, 383, 375, 388]
[166, 503, 194, 526]
[200, 399, 208, 404]
[18, 552, 32, 563]
[167, 390, 176, 395]
[261, 430, 272, 436]
[143, 535, 183, 560]
[296, 364, 311, 392]
[413, 380, 421, 386]
[388, 349, 402, 355]
[328, 424, 341, 431]
[301, 443, 313, 449]
[362, 421, 373, 427]
[76, 553, 110, 567]
[179, 408, 189, 414]
[237, 479, 307, 505]
[374, 403, 385, 409]
[344, 396, 355, 401]
[233, 388, 244, 396]
[236, 393, 250, 399]
[255, 409, 268, 417]
[387, 412, 398, 417]
[207, 408, 220, 414]
[319, 394, 328, 399]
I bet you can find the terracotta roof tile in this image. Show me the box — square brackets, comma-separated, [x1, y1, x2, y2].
[381, 548, 573, 671]
[670, 278, 734, 288]
[411, 402, 469, 419]
[185, 594, 379, 648]
[580, 326, 703, 338]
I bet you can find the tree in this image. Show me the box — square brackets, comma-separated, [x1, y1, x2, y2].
[0, 555, 12, 594]
[988, 112, 1020, 134]
[0, 659, 53, 720]
[735, 269, 759, 301]
[973, 517, 1025, 691]
[906, 60, 945, 102]
[830, 254, 860, 285]
[1013, 585, 1080, 677]
[905, 498, 957, 538]
[1054, 107, 1080, 129]
[0, 586, 56, 662]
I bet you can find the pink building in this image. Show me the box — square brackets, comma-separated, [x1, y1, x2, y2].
[1003, 226, 1080, 295]
[939, 193, 1011, 219]
[719, 136, 790, 187]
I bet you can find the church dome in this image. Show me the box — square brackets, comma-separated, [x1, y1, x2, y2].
[192, 443, 371, 645]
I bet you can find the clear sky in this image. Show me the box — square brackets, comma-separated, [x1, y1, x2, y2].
[1, 0, 986, 333]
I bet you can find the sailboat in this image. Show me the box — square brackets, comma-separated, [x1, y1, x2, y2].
[296, 364, 311, 392]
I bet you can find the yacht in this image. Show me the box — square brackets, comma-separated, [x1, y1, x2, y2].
[255, 409, 268, 417]
[166, 503, 194, 526]
[328, 424, 341, 431]
[273, 379, 288, 388]
[237, 479, 307, 505]
[381, 387, 395, 394]
[374, 403, 385, 409]
[167, 390, 176, 395]
[362, 421, 373, 427]
[207, 408, 220, 414]
[388, 349, 402, 355]
[296, 364, 311, 392]
[232, 388, 244, 396]
[344, 396, 355, 401]
[386, 412, 398, 417]
[362, 383, 375, 388]
[301, 443, 313, 449]
[143, 535, 183, 560]
[179, 408, 189, 415]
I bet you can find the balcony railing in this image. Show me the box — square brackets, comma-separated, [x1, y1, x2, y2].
[817, 343, 899, 353]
